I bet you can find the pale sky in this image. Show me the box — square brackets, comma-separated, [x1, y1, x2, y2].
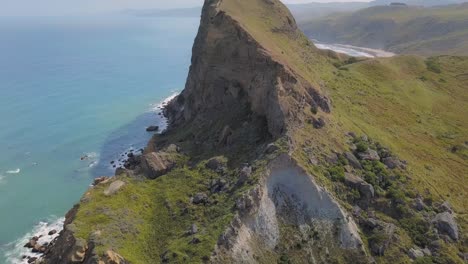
[0, 0, 372, 16]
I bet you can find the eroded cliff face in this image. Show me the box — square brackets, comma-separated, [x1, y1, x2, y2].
[167, 0, 330, 139]
[213, 154, 365, 263]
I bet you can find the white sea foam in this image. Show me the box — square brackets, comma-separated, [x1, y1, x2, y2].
[3, 217, 64, 264]
[0, 174, 5, 184]
[313, 40, 395, 58]
[80, 152, 99, 169]
[6, 169, 20, 174]
[150, 91, 179, 113]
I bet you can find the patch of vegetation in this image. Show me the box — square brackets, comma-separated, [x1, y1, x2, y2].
[426, 59, 442, 74]
[327, 165, 345, 182]
[72, 153, 270, 263]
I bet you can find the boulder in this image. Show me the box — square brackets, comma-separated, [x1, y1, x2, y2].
[123, 155, 140, 170]
[344, 173, 375, 201]
[192, 193, 208, 205]
[312, 117, 326, 129]
[422, 247, 432, 256]
[70, 238, 87, 263]
[93, 176, 109, 186]
[48, 229, 57, 236]
[141, 152, 176, 179]
[432, 212, 459, 240]
[382, 157, 405, 169]
[218, 125, 233, 146]
[413, 198, 426, 211]
[102, 250, 127, 264]
[362, 218, 380, 230]
[237, 165, 252, 185]
[27, 257, 37, 264]
[344, 152, 362, 169]
[32, 243, 46, 253]
[190, 237, 201, 244]
[205, 157, 226, 172]
[369, 223, 396, 256]
[24, 238, 37, 249]
[210, 178, 228, 193]
[265, 143, 279, 154]
[438, 201, 453, 213]
[189, 224, 198, 235]
[146, 126, 159, 132]
[357, 149, 380, 161]
[104, 180, 126, 196]
[165, 144, 180, 153]
[408, 248, 424, 259]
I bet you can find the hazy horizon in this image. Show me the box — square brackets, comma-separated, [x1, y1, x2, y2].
[0, 0, 372, 17]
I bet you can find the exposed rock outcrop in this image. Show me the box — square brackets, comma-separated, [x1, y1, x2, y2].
[140, 152, 176, 179]
[432, 212, 459, 240]
[165, 0, 331, 140]
[214, 154, 365, 262]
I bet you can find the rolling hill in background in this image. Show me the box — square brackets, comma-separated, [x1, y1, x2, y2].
[299, 3, 468, 56]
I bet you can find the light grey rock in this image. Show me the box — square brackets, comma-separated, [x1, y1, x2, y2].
[414, 197, 426, 211]
[265, 143, 279, 154]
[192, 193, 208, 205]
[432, 212, 459, 240]
[358, 149, 380, 161]
[344, 173, 375, 201]
[408, 248, 424, 259]
[382, 157, 404, 169]
[344, 152, 362, 169]
[439, 201, 453, 213]
[104, 180, 126, 196]
[141, 152, 176, 179]
[206, 157, 226, 171]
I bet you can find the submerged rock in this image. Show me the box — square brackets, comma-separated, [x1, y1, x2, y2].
[146, 126, 159, 132]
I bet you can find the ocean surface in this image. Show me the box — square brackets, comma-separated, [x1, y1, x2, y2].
[0, 15, 199, 263]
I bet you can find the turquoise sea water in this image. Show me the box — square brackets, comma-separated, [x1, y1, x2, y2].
[0, 15, 198, 263]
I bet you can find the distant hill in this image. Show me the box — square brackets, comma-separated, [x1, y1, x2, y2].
[122, 7, 201, 18]
[300, 3, 468, 55]
[289, 0, 468, 22]
[287, 2, 370, 22]
[372, 0, 467, 6]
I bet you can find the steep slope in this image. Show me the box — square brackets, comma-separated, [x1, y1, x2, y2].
[300, 3, 468, 56]
[37, 0, 467, 263]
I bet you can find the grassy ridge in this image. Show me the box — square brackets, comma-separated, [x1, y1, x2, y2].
[299, 4, 468, 56]
[66, 0, 467, 262]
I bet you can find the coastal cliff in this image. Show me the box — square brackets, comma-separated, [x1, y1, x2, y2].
[38, 0, 467, 263]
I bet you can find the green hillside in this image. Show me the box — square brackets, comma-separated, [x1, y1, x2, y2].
[300, 3, 468, 56]
[42, 0, 467, 263]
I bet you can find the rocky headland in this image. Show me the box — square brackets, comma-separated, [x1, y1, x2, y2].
[31, 0, 467, 263]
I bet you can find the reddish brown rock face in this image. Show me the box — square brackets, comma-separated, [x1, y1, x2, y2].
[167, 0, 330, 139]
